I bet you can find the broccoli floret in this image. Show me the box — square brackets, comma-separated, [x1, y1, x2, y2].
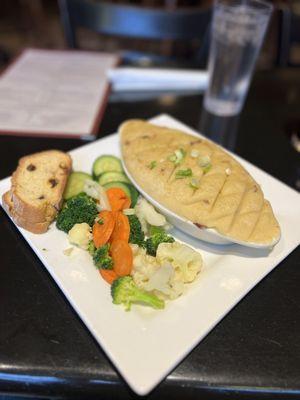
[93, 244, 113, 270]
[145, 231, 175, 256]
[149, 225, 165, 236]
[128, 215, 145, 247]
[111, 276, 164, 311]
[87, 240, 96, 256]
[56, 193, 98, 233]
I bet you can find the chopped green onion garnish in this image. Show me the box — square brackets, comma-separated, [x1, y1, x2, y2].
[198, 154, 211, 167]
[202, 164, 211, 174]
[175, 168, 193, 179]
[198, 154, 211, 174]
[97, 217, 104, 225]
[175, 148, 186, 159]
[169, 148, 186, 166]
[190, 149, 200, 158]
[148, 161, 157, 169]
[189, 178, 200, 189]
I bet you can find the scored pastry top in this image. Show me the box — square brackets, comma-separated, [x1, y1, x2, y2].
[120, 120, 281, 246]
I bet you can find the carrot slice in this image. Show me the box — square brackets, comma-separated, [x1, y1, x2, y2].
[93, 210, 115, 248]
[110, 212, 130, 243]
[110, 239, 133, 276]
[122, 197, 131, 210]
[106, 188, 131, 211]
[99, 269, 118, 285]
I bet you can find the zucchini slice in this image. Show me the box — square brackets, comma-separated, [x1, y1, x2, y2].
[103, 181, 132, 198]
[63, 171, 93, 200]
[92, 155, 123, 179]
[98, 171, 130, 186]
[127, 184, 139, 208]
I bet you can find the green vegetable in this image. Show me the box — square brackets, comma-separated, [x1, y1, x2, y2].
[147, 161, 157, 170]
[128, 215, 145, 247]
[127, 184, 139, 208]
[198, 155, 211, 174]
[56, 193, 98, 233]
[63, 171, 93, 200]
[93, 244, 113, 270]
[88, 240, 96, 256]
[168, 148, 186, 166]
[202, 164, 211, 174]
[189, 178, 200, 190]
[175, 168, 193, 179]
[149, 225, 165, 236]
[198, 155, 211, 167]
[145, 231, 175, 256]
[111, 276, 165, 311]
[92, 155, 123, 179]
[98, 171, 130, 186]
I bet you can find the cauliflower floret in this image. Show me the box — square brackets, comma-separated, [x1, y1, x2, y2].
[129, 243, 140, 255]
[156, 242, 202, 283]
[144, 263, 173, 294]
[130, 245, 160, 287]
[83, 180, 111, 211]
[131, 239, 202, 301]
[134, 198, 171, 234]
[131, 245, 185, 300]
[144, 263, 185, 300]
[68, 222, 92, 250]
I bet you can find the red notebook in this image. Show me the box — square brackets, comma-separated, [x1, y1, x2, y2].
[0, 48, 119, 139]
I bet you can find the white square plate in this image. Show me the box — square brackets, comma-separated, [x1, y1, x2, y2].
[1, 115, 299, 395]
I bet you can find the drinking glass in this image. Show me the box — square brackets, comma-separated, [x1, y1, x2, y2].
[204, 0, 273, 116]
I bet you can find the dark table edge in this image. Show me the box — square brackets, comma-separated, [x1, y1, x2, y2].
[1, 371, 300, 399]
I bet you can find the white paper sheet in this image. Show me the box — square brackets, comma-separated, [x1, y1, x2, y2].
[0, 49, 118, 138]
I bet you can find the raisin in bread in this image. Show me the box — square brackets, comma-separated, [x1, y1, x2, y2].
[2, 150, 72, 233]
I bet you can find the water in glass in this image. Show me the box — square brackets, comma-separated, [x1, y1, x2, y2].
[204, 1, 272, 116]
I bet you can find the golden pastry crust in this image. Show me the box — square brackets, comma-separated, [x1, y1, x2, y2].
[120, 120, 280, 245]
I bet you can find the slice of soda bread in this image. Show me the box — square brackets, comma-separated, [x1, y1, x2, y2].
[2, 190, 49, 234]
[2, 150, 72, 233]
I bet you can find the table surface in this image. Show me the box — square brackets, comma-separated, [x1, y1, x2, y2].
[0, 68, 299, 400]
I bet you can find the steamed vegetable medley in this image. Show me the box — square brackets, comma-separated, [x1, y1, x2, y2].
[57, 155, 203, 311]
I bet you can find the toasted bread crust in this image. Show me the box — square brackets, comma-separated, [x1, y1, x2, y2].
[2, 191, 49, 233]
